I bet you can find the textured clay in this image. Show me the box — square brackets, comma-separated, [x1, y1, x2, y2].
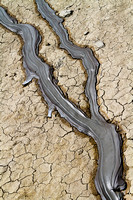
[0, 1, 126, 199]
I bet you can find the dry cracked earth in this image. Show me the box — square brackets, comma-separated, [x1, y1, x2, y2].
[0, 0, 133, 200]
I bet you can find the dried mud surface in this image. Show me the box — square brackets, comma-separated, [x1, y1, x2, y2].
[0, 0, 132, 200]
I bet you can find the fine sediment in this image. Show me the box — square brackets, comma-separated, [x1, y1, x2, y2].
[0, 2, 126, 199]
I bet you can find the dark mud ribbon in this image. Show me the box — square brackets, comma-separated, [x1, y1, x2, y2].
[0, 2, 126, 199]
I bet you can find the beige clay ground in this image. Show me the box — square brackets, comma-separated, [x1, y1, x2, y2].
[0, 0, 133, 199]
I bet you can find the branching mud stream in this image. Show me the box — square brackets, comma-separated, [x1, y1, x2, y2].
[0, 0, 126, 199]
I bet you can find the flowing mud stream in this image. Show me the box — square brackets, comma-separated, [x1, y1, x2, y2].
[0, 0, 127, 199]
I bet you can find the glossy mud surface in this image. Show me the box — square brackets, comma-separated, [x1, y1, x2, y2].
[0, 0, 132, 200]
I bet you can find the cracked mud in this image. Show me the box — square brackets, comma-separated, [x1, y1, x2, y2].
[0, 0, 133, 200]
